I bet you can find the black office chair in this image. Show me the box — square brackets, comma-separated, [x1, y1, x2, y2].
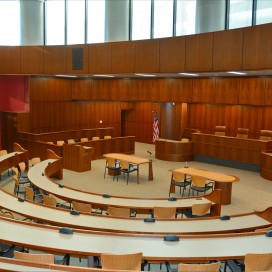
[183, 202, 212, 218]
[104, 157, 121, 181]
[120, 160, 138, 185]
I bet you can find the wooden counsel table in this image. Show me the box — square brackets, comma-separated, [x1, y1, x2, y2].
[0, 190, 271, 234]
[170, 167, 239, 205]
[27, 155, 221, 215]
[0, 216, 272, 262]
[104, 153, 153, 184]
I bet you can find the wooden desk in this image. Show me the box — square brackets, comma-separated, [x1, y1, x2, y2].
[104, 153, 152, 184]
[0, 190, 271, 234]
[28, 156, 221, 215]
[170, 167, 239, 205]
[0, 217, 272, 262]
[155, 139, 194, 162]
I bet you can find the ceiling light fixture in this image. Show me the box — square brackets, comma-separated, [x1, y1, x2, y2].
[93, 75, 115, 78]
[134, 74, 156, 77]
[55, 75, 77, 78]
[227, 71, 247, 75]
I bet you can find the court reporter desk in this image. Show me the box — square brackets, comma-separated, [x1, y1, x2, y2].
[27, 151, 221, 216]
[0, 190, 271, 234]
[170, 167, 239, 205]
[0, 216, 272, 263]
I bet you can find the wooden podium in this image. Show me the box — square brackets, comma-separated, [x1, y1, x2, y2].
[63, 144, 93, 172]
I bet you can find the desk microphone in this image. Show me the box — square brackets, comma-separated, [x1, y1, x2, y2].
[147, 151, 152, 156]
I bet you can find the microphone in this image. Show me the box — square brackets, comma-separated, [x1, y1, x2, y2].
[147, 151, 152, 156]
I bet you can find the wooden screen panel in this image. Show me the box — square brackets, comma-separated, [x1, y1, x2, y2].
[192, 78, 215, 103]
[243, 23, 272, 70]
[135, 39, 160, 73]
[44, 46, 67, 74]
[239, 77, 265, 105]
[21, 46, 44, 74]
[91, 79, 112, 100]
[264, 78, 272, 105]
[129, 79, 151, 101]
[215, 78, 239, 104]
[66, 45, 89, 74]
[171, 79, 192, 102]
[0, 46, 20, 74]
[213, 28, 243, 71]
[111, 79, 131, 101]
[111, 41, 135, 73]
[155, 79, 172, 102]
[159, 36, 186, 73]
[185, 33, 213, 72]
[88, 43, 112, 74]
[72, 79, 92, 100]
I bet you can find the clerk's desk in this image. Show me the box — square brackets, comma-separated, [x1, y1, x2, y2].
[28, 155, 221, 215]
[170, 167, 239, 205]
[0, 190, 271, 234]
[0, 216, 272, 262]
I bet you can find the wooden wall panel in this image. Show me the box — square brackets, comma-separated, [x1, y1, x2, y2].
[110, 79, 131, 101]
[185, 33, 213, 72]
[157, 78, 172, 102]
[21, 46, 44, 74]
[72, 79, 92, 100]
[262, 107, 272, 130]
[91, 79, 112, 100]
[239, 78, 265, 105]
[135, 40, 160, 73]
[192, 78, 215, 103]
[44, 46, 67, 74]
[264, 78, 272, 105]
[243, 24, 272, 70]
[171, 79, 192, 102]
[213, 29, 243, 71]
[215, 78, 239, 104]
[111, 41, 135, 73]
[66, 45, 89, 74]
[88, 43, 112, 74]
[129, 79, 151, 101]
[159, 36, 186, 73]
[187, 104, 207, 132]
[0, 46, 20, 74]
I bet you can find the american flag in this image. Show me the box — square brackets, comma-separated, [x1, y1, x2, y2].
[152, 111, 159, 142]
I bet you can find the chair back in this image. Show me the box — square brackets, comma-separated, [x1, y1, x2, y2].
[181, 138, 189, 143]
[31, 157, 41, 166]
[153, 206, 176, 219]
[92, 136, 99, 140]
[0, 149, 7, 156]
[191, 176, 206, 188]
[14, 250, 55, 264]
[25, 187, 34, 201]
[106, 157, 117, 168]
[245, 253, 272, 271]
[215, 126, 226, 136]
[81, 138, 88, 142]
[120, 160, 130, 170]
[178, 262, 221, 272]
[237, 128, 249, 139]
[104, 135, 111, 139]
[101, 252, 142, 271]
[172, 171, 186, 183]
[43, 195, 57, 207]
[57, 140, 65, 146]
[0, 212, 14, 219]
[260, 130, 272, 141]
[107, 206, 131, 217]
[192, 202, 212, 216]
[18, 162, 27, 173]
[72, 201, 92, 213]
[67, 139, 75, 144]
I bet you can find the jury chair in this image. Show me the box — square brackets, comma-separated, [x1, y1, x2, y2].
[183, 202, 212, 218]
[43, 194, 71, 210]
[81, 137, 88, 142]
[13, 175, 30, 195]
[14, 250, 70, 265]
[107, 206, 136, 217]
[166, 261, 221, 272]
[30, 157, 41, 167]
[120, 160, 138, 184]
[56, 140, 65, 146]
[72, 201, 92, 213]
[224, 252, 272, 272]
[104, 157, 121, 181]
[153, 206, 177, 219]
[215, 125, 226, 136]
[260, 130, 272, 141]
[67, 139, 75, 144]
[104, 135, 111, 139]
[101, 252, 143, 271]
[236, 128, 249, 139]
[188, 176, 214, 196]
[24, 186, 43, 203]
[92, 136, 100, 140]
[18, 162, 28, 179]
[169, 171, 191, 197]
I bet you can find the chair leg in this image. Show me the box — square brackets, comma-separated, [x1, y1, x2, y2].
[127, 173, 129, 185]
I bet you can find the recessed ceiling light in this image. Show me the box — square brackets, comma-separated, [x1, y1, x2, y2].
[178, 73, 199, 76]
[134, 74, 156, 77]
[227, 71, 247, 75]
[93, 75, 115, 78]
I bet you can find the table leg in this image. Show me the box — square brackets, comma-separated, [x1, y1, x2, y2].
[148, 160, 153, 181]
[137, 166, 139, 184]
